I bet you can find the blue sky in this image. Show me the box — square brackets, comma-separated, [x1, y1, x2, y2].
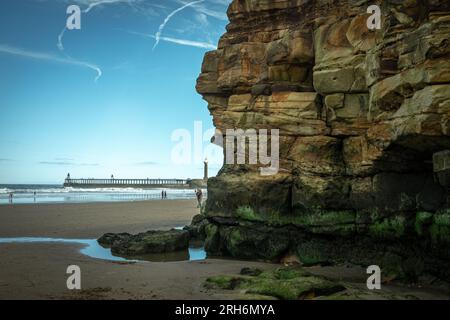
[0, 0, 230, 184]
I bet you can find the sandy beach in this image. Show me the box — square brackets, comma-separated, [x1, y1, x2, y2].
[0, 200, 199, 238]
[0, 200, 276, 300]
[1, 200, 449, 300]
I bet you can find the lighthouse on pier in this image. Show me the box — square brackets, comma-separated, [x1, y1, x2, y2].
[203, 158, 208, 181]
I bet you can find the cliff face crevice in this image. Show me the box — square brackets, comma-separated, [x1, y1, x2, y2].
[196, 0, 450, 281]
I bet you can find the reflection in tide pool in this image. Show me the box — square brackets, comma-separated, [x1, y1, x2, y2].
[0, 237, 206, 262]
[187, 247, 207, 260]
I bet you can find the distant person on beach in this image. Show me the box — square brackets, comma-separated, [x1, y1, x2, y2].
[195, 189, 203, 208]
[161, 190, 164, 199]
[8, 192, 13, 203]
[164, 191, 167, 199]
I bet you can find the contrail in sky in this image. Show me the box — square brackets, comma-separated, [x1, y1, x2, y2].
[153, 0, 204, 50]
[0, 43, 102, 82]
[127, 30, 216, 50]
[84, 0, 133, 13]
[57, 0, 137, 51]
[57, 27, 66, 51]
[152, 35, 217, 50]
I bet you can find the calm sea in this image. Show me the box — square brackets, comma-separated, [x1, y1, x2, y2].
[0, 184, 203, 205]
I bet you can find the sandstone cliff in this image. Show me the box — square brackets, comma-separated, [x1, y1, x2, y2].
[196, 0, 450, 281]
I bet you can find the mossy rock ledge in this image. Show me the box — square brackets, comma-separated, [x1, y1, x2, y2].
[98, 229, 190, 255]
[205, 266, 346, 300]
[200, 209, 450, 282]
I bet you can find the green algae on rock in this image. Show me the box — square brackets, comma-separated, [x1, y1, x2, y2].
[98, 229, 190, 255]
[205, 266, 345, 300]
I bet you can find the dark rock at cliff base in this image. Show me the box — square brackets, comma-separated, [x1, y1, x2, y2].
[185, 214, 208, 240]
[240, 267, 263, 276]
[216, 224, 291, 260]
[98, 229, 190, 255]
[203, 215, 450, 282]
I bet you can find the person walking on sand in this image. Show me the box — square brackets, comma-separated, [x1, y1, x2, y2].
[164, 191, 167, 199]
[161, 190, 164, 199]
[8, 192, 13, 204]
[195, 188, 203, 208]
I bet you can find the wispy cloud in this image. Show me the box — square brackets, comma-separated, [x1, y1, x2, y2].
[83, 0, 136, 13]
[39, 161, 73, 166]
[39, 161, 99, 166]
[127, 30, 216, 50]
[191, 5, 228, 21]
[57, 0, 140, 52]
[134, 161, 159, 166]
[0, 44, 102, 82]
[195, 13, 209, 27]
[0, 158, 14, 162]
[57, 27, 66, 51]
[155, 35, 216, 49]
[153, 0, 204, 50]
[110, 60, 135, 72]
[177, 0, 229, 21]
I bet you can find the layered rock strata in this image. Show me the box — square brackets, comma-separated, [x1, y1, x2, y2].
[196, 0, 450, 280]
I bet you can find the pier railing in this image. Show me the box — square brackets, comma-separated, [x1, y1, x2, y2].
[64, 178, 189, 188]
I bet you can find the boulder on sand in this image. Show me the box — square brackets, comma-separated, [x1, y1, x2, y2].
[98, 229, 190, 256]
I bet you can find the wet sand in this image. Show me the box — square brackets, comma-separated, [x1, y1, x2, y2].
[0, 200, 198, 238]
[0, 200, 277, 299]
[0, 243, 275, 300]
[0, 200, 449, 300]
